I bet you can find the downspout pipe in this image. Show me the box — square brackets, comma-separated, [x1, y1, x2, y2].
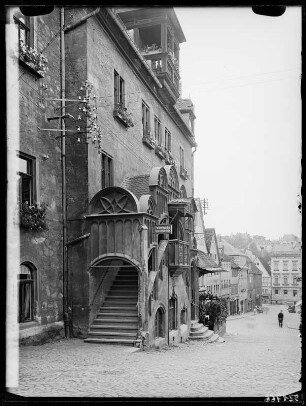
[64, 7, 100, 33]
[60, 7, 70, 338]
[191, 143, 197, 198]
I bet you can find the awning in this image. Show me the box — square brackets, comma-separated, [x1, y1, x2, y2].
[196, 250, 227, 276]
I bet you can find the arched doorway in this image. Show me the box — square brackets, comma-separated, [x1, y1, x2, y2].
[86, 256, 141, 345]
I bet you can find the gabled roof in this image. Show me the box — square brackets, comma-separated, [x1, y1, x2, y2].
[250, 262, 262, 275]
[196, 250, 225, 274]
[121, 175, 150, 199]
[221, 253, 240, 269]
[258, 257, 271, 276]
[218, 238, 243, 256]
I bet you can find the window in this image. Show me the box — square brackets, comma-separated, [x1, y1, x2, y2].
[180, 307, 187, 324]
[169, 296, 177, 330]
[293, 290, 297, 297]
[284, 290, 288, 295]
[293, 277, 297, 285]
[283, 261, 288, 271]
[18, 263, 37, 323]
[283, 276, 288, 286]
[18, 153, 35, 204]
[155, 307, 165, 338]
[142, 100, 150, 135]
[154, 115, 161, 144]
[179, 146, 184, 170]
[292, 261, 298, 271]
[101, 152, 113, 189]
[273, 261, 279, 271]
[275, 289, 279, 294]
[114, 70, 125, 107]
[165, 127, 171, 152]
[14, 12, 34, 48]
[274, 276, 279, 285]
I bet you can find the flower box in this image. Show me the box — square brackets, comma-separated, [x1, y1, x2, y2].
[113, 104, 134, 128]
[142, 133, 155, 149]
[155, 144, 167, 160]
[20, 201, 48, 231]
[19, 41, 48, 78]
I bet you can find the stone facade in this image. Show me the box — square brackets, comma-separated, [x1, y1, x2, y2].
[13, 7, 199, 347]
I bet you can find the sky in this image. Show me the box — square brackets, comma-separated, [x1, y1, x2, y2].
[175, 6, 301, 240]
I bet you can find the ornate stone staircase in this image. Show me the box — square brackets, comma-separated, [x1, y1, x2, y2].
[84, 268, 139, 345]
[189, 320, 222, 343]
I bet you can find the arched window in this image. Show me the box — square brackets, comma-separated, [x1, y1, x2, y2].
[169, 296, 177, 330]
[18, 263, 37, 323]
[180, 307, 187, 324]
[155, 306, 165, 337]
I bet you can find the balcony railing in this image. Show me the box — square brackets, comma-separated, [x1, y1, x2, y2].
[168, 239, 190, 276]
[149, 54, 180, 91]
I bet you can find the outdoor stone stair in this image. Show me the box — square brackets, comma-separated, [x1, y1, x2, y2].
[189, 320, 219, 342]
[84, 269, 139, 346]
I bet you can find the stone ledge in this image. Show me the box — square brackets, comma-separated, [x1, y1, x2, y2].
[20, 321, 64, 346]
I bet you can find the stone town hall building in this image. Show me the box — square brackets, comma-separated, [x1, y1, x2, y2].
[10, 7, 201, 348]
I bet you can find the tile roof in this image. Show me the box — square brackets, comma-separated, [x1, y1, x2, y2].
[221, 253, 240, 268]
[250, 262, 262, 274]
[218, 238, 242, 256]
[197, 250, 225, 272]
[121, 174, 150, 199]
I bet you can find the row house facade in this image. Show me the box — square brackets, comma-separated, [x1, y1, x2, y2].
[245, 249, 271, 304]
[9, 6, 203, 348]
[271, 243, 302, 305]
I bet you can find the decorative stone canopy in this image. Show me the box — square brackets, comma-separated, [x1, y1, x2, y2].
[168, 197, 197, 218]
[88, 186, 140, 215]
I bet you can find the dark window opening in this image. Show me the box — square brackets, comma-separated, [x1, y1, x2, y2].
[18, 153, 35, 204]
[169, 296, 177, 330]
[142, 101, 150, 134]
[165, 128, 171, 151]
[154, 115, 161, 144]
[18, 263, 37, 323]
[155, 307, 165, 338]
[114, 70, 125, 107]
[101, 152, 113, 189]
[139, 25, 161, 51]
[180, 307, 187, 324]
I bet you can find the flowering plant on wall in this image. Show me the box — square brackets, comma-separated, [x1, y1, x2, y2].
[20, 201, 48, 231]
[113, 103, 135, 128]
[19, 40, 48, 77]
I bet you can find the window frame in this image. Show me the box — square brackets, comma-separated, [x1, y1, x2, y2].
[142, 100, 150, 135]
[18, 152, 36, 205]
[165, 127, 171, 152]
[114, 70, 125, 107]
[154, 115, 161, 144]
[101, 151, 114, 189]
[14, 12, 34, 48]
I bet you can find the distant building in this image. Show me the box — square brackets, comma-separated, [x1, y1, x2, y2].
[271, 243, 302, 305]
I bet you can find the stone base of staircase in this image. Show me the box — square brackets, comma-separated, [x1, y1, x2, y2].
[84, 268, 139, 346]
[189, 320, 221, 342]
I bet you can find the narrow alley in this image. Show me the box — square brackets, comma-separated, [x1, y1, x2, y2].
[9, 305, 301, 398]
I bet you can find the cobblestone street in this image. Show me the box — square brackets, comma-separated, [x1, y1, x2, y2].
[8, 305, 301, 398]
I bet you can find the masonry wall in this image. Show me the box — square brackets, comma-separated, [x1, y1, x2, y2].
[18, 8, 64, 334]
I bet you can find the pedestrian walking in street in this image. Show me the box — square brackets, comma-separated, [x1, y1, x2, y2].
[278, 310, 284, 328]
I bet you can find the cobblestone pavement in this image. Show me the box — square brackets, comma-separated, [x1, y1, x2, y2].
[8, 304, 301, 398]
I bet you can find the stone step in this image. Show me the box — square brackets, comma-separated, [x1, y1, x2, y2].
[208, 333, 219, 343]
[189, 329, 214, 341]
[96, 312, 138, 319]
[190, 323, 206, 332]
[91, 319, 138, 329]
[93, 317, 138, 324]
[105, 294, 138, 299]
[84, 338, 135, 346]
[90, 324, 138, 331]
[190, 326, 208, 335]
[87, 331, 137, 339]
[103, 300, 137, 307]
[99, 306, 138, 313]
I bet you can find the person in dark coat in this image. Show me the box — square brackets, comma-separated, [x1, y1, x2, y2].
[278, 310, 284, 327]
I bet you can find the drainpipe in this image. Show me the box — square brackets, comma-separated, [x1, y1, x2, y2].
[191, 144, 197, 198]
[64, 7, 100, 33]
[60, 7, 70, 338]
